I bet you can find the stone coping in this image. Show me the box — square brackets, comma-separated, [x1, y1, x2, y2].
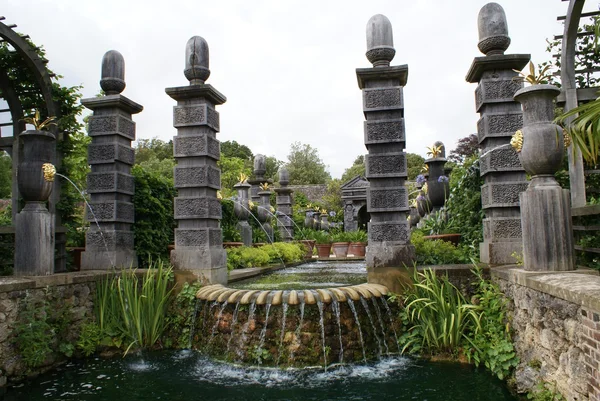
[492, 266, 600, 312]
[196, 283, 389, 305]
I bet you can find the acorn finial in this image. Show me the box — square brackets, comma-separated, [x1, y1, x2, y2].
[184, 36, 210, 85]
[477, 3, 510, 56]
[279, 167, 289, 186]
[366, 14, 395, 67]
[100, 50, 126, 94]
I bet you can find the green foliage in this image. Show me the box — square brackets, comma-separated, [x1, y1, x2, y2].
[135, 138, 173, 164]
[345, 229, 368, 243]
[420, 209, 457, 235]
[261, 242, 305, 263]
[221, 200, 242, 242]
[0, 151, 12, 199]
[406, 153, 425, 181]
[448, 134, 479, 164]
[527, 382, 565, 401]
[219, 155, 252, 198]
[132, 165, 176, 267]
[265, 155, 284, 182]
[321, 179, 343, 220]
[411, 231, 470, 265]
[398, 268, 481, 355]
[286, 142, 331, 184]
[164, 281, 203, 348]
[445, 155, 484, 252]
[465, 267, 519, 380]
[221, 140, 253, 160]
[341, 155, 365, 183]
[226, 246, 271, 270]
[77, 322, 102, 357]
[96, 261, 174, 354]
[311, 230, 331, 244]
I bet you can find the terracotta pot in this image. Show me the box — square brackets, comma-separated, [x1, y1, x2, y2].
[423, 234, 461, 246]
[332, 242, 350, 258]
[297, 240, 316, 259]
[252, 243, 266, 248]
[223, 242, 244, 249]
[348, 242, 366, 257]
[315, 243, 332, 259]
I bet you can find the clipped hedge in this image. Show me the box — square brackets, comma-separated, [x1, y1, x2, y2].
[226, 242, 305, 270]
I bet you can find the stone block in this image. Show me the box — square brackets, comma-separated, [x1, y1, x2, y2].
[86, 201, 134, 223]
[367, 187, 408, 212]
[276, 195, 292, 205]
[475, 78, 523, 112]
[364, 118, 405, 145]
[81, 248, 137, 270]
[365, 153, 407, 178]
[174, 228, 223, 247]
[170, 248, 227, 285]
[174, 166, 220, 189]
[14, 206, 54, 276]
[173, 104, 220, 131]
[173, 135, 220, 160]
[521, 186, 574, 271]
[480, 240, 522, 265]
[366, 250, 415, 293]
[362, 87, 403, 112]
[88, 114, 136, 140]
[368, 220, 410, 243]
[483, 217, 522, 240]
[477, 112, 523, 144]
[85, 230, 134, 251]
[174, 196, 222, 220]
[87, 172, 134, 195]
[479, 146, 523, 176]
[481, 182, 528, 209]
[87, 143, 135, 165]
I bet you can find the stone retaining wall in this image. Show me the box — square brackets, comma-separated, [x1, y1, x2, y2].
[289, 185, 327, 203]
[493, 267, 600, 401]
[0, 272, 108, 386]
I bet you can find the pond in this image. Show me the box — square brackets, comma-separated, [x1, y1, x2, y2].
[229, 261, 367, 290]
[2, 350, 519, 401]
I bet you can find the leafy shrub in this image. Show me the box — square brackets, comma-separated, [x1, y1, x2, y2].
[346, 229, 368, 243]
[412, 231, 470, 265]
[226, 246, 271, 270]
[77, 322, 102, 357]
[164, 281, 203, 349]
[420, 209, 457, 235]
[465, 266, 519, 380]
[260, 243, 304, 264]
[132, 165, 176, 267]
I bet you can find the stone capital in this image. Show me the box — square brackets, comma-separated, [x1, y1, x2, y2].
[81, 94, 143, 114]
[466, 54, 530, 83]
[165, 84, 226, 105]
[356, 64, 408, 89]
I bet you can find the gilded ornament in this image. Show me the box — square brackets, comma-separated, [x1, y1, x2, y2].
[42, 163, 56, 182]
[510, 130, 523, 153]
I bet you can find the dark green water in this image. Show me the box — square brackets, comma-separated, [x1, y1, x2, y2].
[2, 351, 519, 401]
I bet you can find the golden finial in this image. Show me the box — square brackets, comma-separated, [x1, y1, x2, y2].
[42, 163, 56, 182]
[238, 173, 248, 184]
[259, 182, 270, 191]
[426, 145, 443, 158]
[23, 110, 57, 131]
[562, 129, 572, 149]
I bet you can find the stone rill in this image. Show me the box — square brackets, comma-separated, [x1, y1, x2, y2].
[166, 36, 227, 284]
[194, 283, 399, 366]
[356, 14, 414, 291]
[81, 50, 142, 270]
[466, 3, 529, 265]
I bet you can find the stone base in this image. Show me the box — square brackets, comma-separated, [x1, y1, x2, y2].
[81, 249, 138, 270]
[366, 243, 415, 293]
[170, 247, 227, 285]
[480, 241, 522, 265]
[520, 185, 574, 271]
[15, 203, 54, 276]
[236, 221, 252, 247]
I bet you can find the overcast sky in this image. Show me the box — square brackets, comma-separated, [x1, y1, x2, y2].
[2, 0, 594, 179]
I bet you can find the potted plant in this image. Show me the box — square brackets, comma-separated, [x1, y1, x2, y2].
[294, 227, 316, 259]
[421, 210, 461, 245]
[312, 230, 332, 259]
[331, 231, 350, 258]
[222, 225, 243, 248]
[347, 230, 368, 257]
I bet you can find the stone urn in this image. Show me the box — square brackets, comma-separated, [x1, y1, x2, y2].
[424, 142, 449, 211]
[18, 130, 56, 201]
[416, 192, 432, 217]
[409, 206, 420, 228]
[513, 84, 564, 179]
[256, 190, 274, 242]
[320, 213, 330, 231]
[304, 211, 314, 229]
[233, 181, 252, 246]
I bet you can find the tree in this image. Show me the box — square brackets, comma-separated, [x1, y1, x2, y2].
[448, 134, 479, 164]
[406, 153, 425, 180]
[0, 152, 11, 199]
[286, 142, 331, 185]
[219, 155, 252, 198]
[221, 140, 253, 161]
[265, 155, 284, 182]
[341, 155, 366, 184]
[135, 138, 173, 164]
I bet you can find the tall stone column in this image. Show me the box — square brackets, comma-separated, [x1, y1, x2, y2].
[166, 36, 227, 284]
[356, 15, 414, 292]
[81, 50, 141, 270]
[275, 167, 294, 242]
[465, 3, 530, 265]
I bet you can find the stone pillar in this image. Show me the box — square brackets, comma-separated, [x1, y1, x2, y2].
[248, 154, 271, 204]
[514, 85, 574, 271]
[356, 14, 414, 292]
[81, 50, 141, 270]
[14, 130, 55, 275]
[274, 167, 294, 242]
[256, 186, 274, 243]
[465, 3, 530, 265]
[233, 180, 252, 247]
[166, 36, 227, 284]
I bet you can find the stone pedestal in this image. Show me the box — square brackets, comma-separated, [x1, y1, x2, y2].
[466, 3, 530, 264]
[520, 181, 574, 271]
[166, 36, 227, 284]
[15, 203, 54, 275]
[234, 182, 253, 247]
[275, 167, 294, 242]
[257, 190, 274, 243]
[357, 15, 415, 290]
[81, 50, 141, 270]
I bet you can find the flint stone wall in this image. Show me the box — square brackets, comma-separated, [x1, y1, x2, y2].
[289, 185, 328, 203]
[493, 268, 600, 401]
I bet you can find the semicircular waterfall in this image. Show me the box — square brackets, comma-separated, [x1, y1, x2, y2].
[193, 280, 400, 367]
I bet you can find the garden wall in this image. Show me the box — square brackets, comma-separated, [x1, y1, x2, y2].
[493, 267, 600, 401]
[289, 185, 327, 203]
[0, 272, 106, 386]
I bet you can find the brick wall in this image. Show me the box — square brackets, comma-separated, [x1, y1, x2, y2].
[582, 308, 600, 400]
